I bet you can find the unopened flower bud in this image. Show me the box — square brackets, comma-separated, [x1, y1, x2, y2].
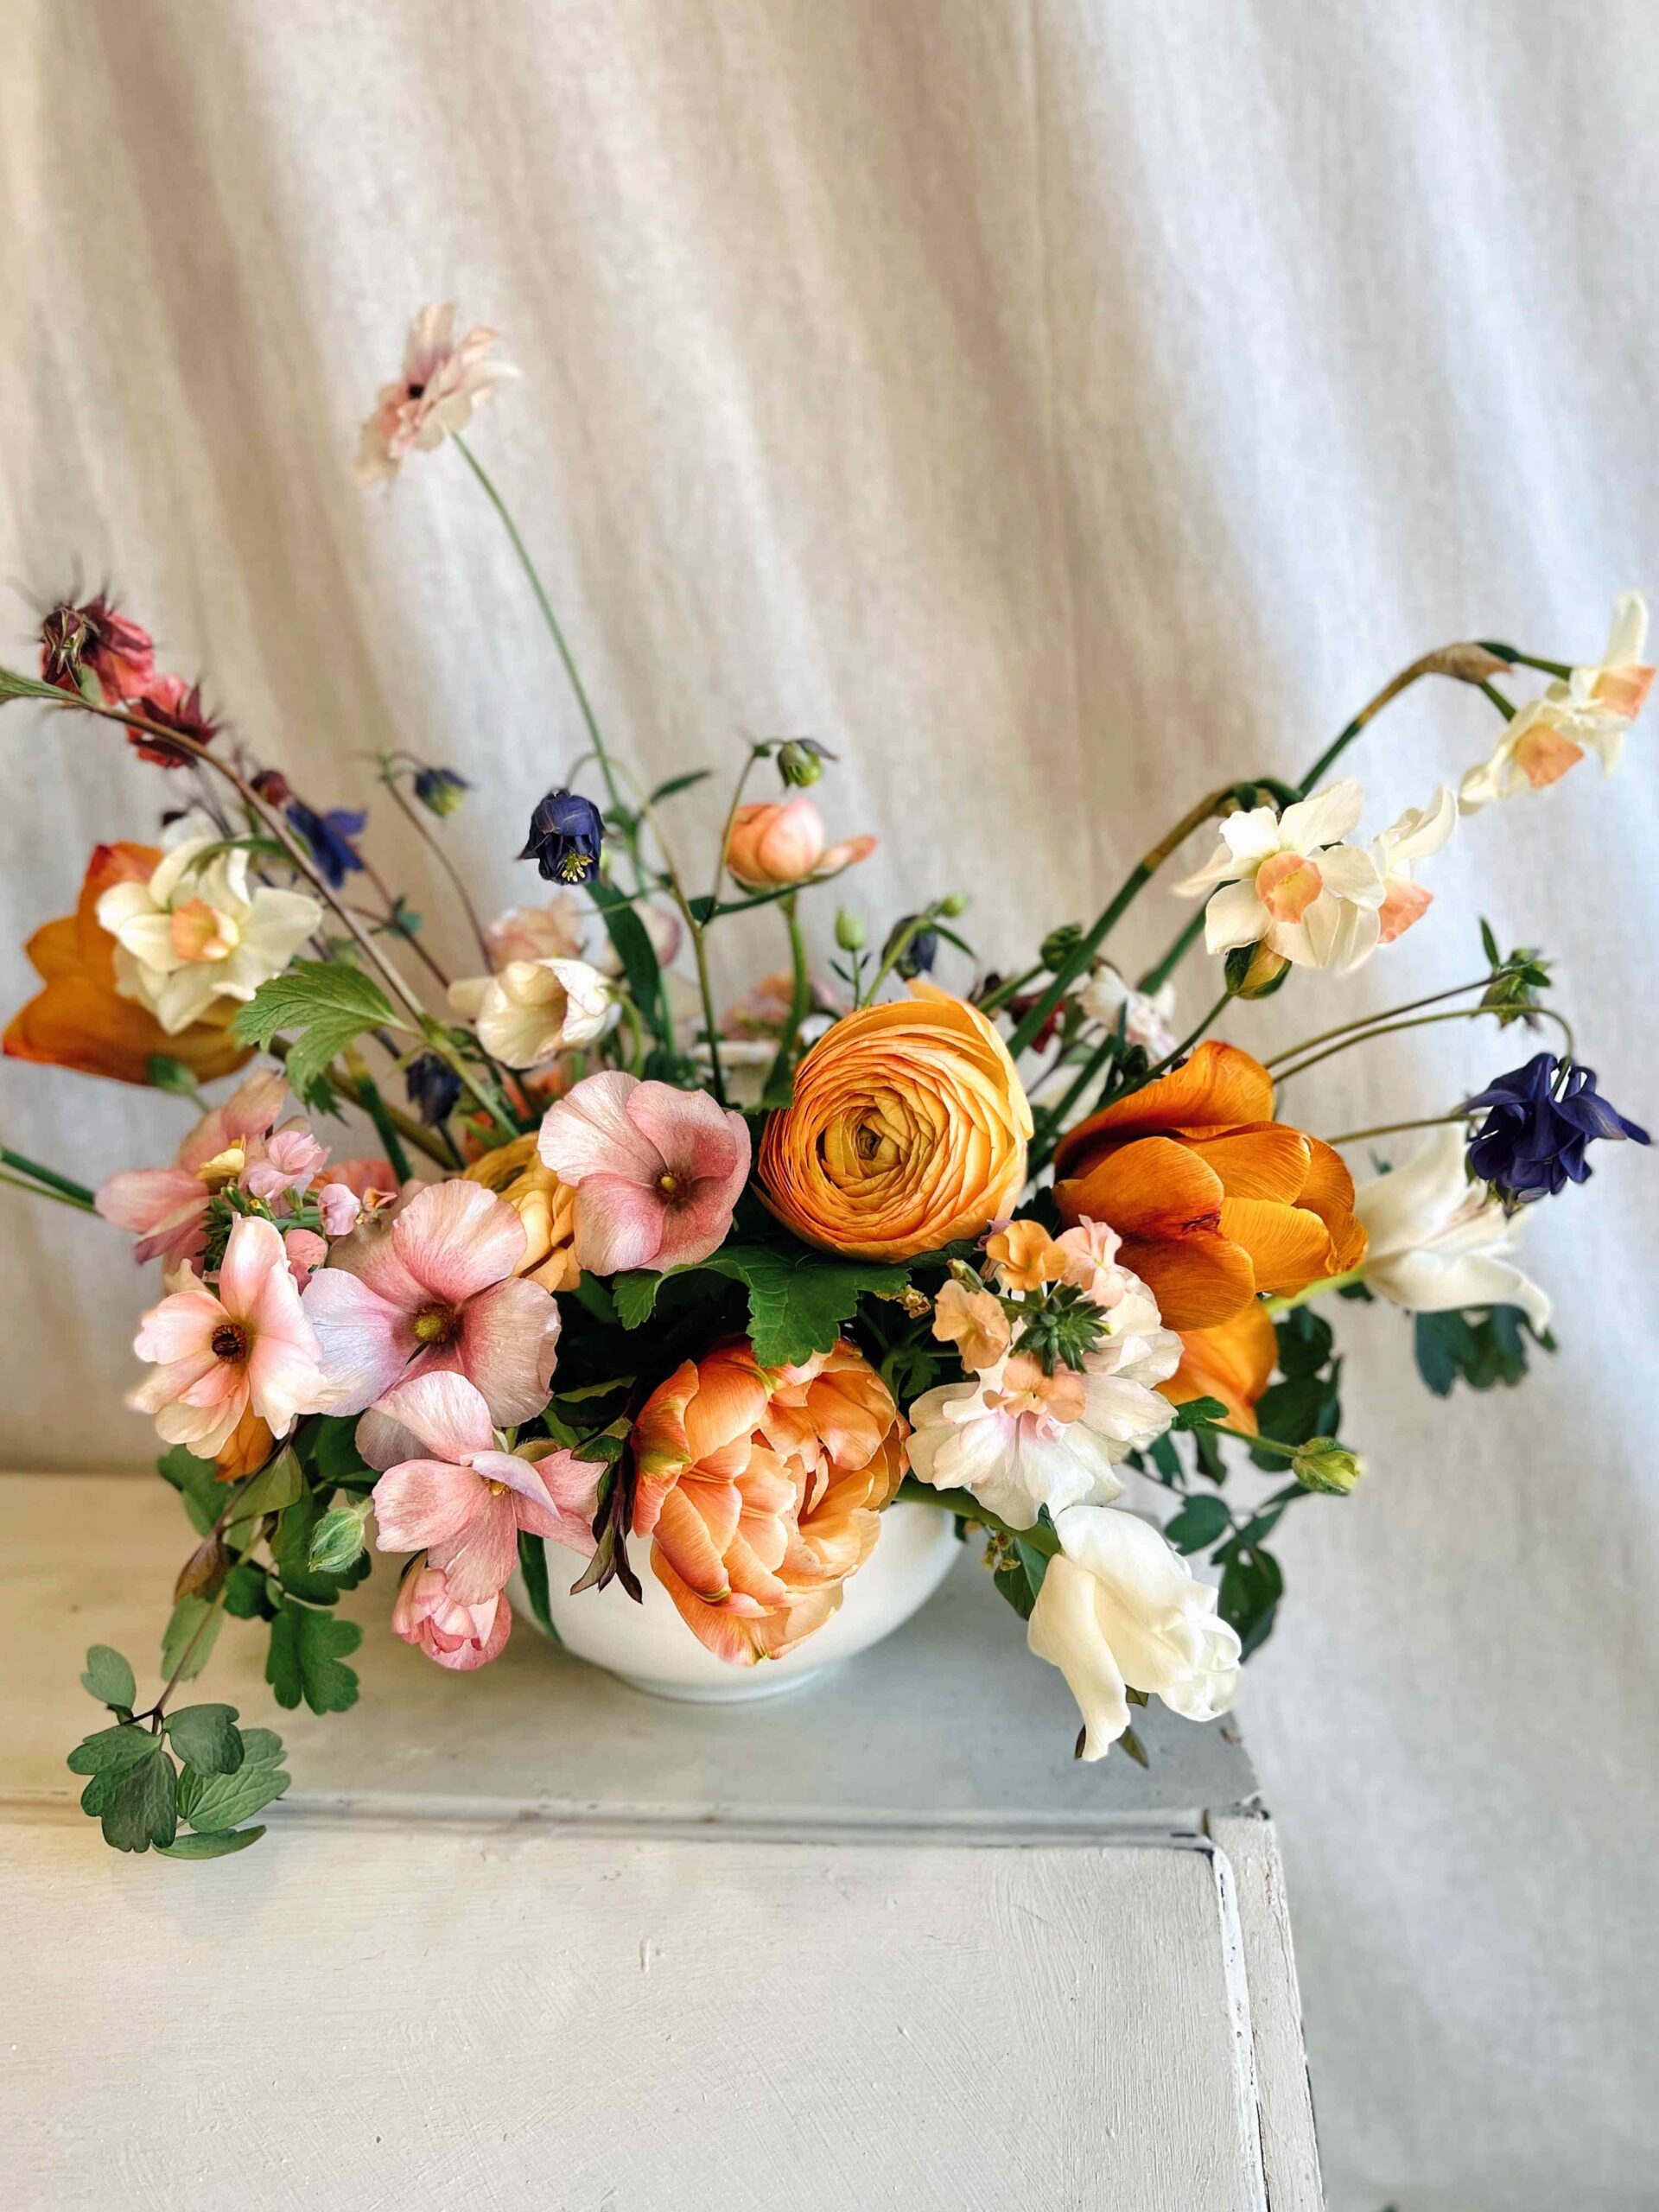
[413, 765, 470, 818]
[1224, 942, 1292, 1000]
[1293, 1438, 1363, 1495]
[885, 915, 938, 979]
[835, 907, 867, 952]
[1041, 924, 1084, 973]
[938, 892, 968, 918]
[777, 739, 830, 789]
[307, 1497, 372, 1577]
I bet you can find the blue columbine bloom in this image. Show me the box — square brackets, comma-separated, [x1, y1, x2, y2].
[412, 766, 470, 819]
[884, 914, 938, 980]
[1465, 1052, 1649, 1203]
[404, 1052, 463, 1128]
[287, 800, 367, 889]
[519, 787, 604, 884]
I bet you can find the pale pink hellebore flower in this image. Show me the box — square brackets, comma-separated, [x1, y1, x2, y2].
[301, 1179, 559, 1421]
[537, 1071, 751, 1275]
[368, 1371, 601, 1605]
[130, 1214, 329, 1457]
[353, 305, 513, 486]
[391, 1560, 512, 1671]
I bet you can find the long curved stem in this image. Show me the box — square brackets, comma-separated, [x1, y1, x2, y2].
[0, 1145, 96, 1205]
[384, 777, 493, 968]
[1321, 1113, 1464, 1147]
[1271, 1005, 1490, 1086]
[1265, 976, 1497, 1068]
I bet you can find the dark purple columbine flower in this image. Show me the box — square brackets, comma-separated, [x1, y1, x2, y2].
[519, 787, 604, 884]
[287, 800, 367, 888]
[884, 914, 938, 980]
[1465, 1052, 1649, 1204]
[404, 1051, 463, 1128]
[413, 766, 470, 819]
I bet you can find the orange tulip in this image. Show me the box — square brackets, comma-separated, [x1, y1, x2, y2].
[632, 1337, 909, 1664]
[1052, 1040, 1365, 1332]
[4, 844, 251, 1087]
[757, 983, 1032, 1262]
[1162, 1301, 1278, 1433]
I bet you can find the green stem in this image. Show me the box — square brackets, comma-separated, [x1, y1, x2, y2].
[1478, 642, 1573, 683]
[765, 893, 810, 1100]
[976, 961, 1046, 1017]
[1206, 1423, 1298, 1460]
[0, 1166, 97, 1213]
[453, 433, 626, 826]
[896, 1478, 1061, 1554]
[1264, 976, 1497, 1069]
[1272, 1004, 1491, 1087]
[683, 912, 727, 1105]
[1478, 680, 1516, 721]
[342, 1053, 414, 1183]
[0, 1145, 96, 1205]
[1320, 1113, 1464, 1147]
[384, 776, 493, 968]
[1261, 1268, 1366, 1314]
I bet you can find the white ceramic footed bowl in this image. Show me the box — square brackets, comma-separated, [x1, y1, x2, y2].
[510, 1501, 962, 1701]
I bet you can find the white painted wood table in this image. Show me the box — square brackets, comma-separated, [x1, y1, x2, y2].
[0, 1473, 1322, 2210]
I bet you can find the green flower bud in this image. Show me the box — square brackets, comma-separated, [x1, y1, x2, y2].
[835, 908, 867, 952]
[306, 1498, 372, 1576]
[778, 739, 830, 788]
[1292, 1438, 1363, 1495]
[1224, 942, 1293, 1000]
[938, 892, 968, 918]
[1040, 924, 1084, 973]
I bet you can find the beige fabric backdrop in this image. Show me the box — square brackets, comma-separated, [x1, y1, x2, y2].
[4, 3, 1656, 2205]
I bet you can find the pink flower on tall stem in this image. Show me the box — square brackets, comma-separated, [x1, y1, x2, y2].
[300, 1179, 559, 1421]
[724, 797, 875, 892]
[391, 1559, 512, 1671]
[129, 1215, 329, 1456]
[97, 1070, 295, 1265]
[353, 305, 512, 486]
[537, 1071, 751, 1274]
[368, 1371, 601, 1605]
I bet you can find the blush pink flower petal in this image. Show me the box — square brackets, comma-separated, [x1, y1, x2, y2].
[97, 1069, 297, 1265]
[391, 1562, 512, 1671]
[537, 1071, 751, 1275]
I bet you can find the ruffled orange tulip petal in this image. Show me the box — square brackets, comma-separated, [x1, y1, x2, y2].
[757, 982, 1031, 1262]
[4, 843, 251, 1087]
[632, 1338, 908, 1665]
[1163, 1301, 1278, 1433]
[1052, 1039, 1365, 1330]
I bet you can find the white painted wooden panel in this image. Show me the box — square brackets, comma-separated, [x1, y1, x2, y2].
[1, 1825, 1268, 2212]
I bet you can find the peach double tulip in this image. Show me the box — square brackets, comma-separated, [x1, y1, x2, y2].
[632, 1338, 908, 1663]
[758, 983, 1032, 1262]
[1160, 1301, 1278, 1433]
[4, 843, 251, 1086]
[1052, 1040, 1365, 1332]
[724, 797, 875, 892]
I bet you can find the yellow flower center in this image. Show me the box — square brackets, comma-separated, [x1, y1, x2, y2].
[412, 1305, 456, 1344]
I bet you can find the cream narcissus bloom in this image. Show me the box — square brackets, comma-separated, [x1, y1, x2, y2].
[1176, 778, 1385, 973]
[1353, 1124, 1550, 1331]
[1370, 784, 1458, 944]
[1027, 1505, 1242, 1760]
[1461, 592, 1653, 810]
[448, 957, 615, 1067]
[96, 812, 321, 1035]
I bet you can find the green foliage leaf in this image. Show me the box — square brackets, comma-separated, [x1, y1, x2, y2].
[1162, 1495, 1231, 1554]
[222, 1446, 303, 1545]
[647, 769, 714, 803]
[164, 1703, 244, 1776]
[145, 1055, 206, 1099]
[266, 1603, 362, 1714]
[99, 1746, 179, 1853]
[303, 1414, 373, 1490]
[156, 1825, 267, 1859]
[80, 1645, 136, 1710]
[178, 1727, 289, 1830]
[161, 1595, 222, 1682]
[1171, 1395, 1230, 1433]
[157, 1444, 223, 1536]
[1413, 1304, 1551, 1395]
[1274, 1306, 1334, 1379]
[991, 1535, 1050, 1623]
[614, 1246, 910, 1370]
[221, 1560, 275, 1619]
[588, 879, 666, 1046]
[67, 1723, 163, 1779]
[232, 960, 405, 1098]
[516, 1532, 558, 1641]
[1218, 1544, 1284, 1660]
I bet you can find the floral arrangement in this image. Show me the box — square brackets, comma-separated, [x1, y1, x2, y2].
[3, 305, 1647, 1862]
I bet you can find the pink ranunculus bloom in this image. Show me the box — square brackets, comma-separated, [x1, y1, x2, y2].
[369, 1371, 601, 1605]
[300, 1178, 560, 1421]
[129, 1214, 329, 1457]
[96, 1069, 296, 1265]
[391, 1558, 512, 1670]
[724, 796, 876, 892]
[537, 1071, 752, 1275]
[353, 305, 513, 486]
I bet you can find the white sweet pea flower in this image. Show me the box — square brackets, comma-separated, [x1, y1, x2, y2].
[906, 1263, 1179, 1528]
[1077, 963, 1179, 1058]
[448, 957, 615, 1068]
[1461, 592, 1652, 810]
[1176, 778, 1385, 973]
[1354, 1124, 1550, 1331]
[1370, 784, 1457, 944]
[1028, 1505, 1242, 1760]
[96, 811, 321, 1034]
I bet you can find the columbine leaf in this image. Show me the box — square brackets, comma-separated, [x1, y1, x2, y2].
[160, 1595, 222, 1682]
[304, 1414, 373, 1489]
[178, 1728, 289, 1830]
[1218, 1544, 1284, 1660]
[156, 1825, 267, 1859]
[80, 1645, 136, 1710]
[232, 960, 406, 1099]
[67, 1724, 163, 1779]
[1170, 1395, 1230, 1433]
[226, 1446, 303, 1536]
[266, 1603, 361, 1714]
[157, 1444, 223, 1536]
[647, 769, 714, 803]
[1162, 1495, 1231, 1554]
[99, 1747, 179, 1853]
[613, 1247, 909, 1369]
[164, 1703, 245, 1776]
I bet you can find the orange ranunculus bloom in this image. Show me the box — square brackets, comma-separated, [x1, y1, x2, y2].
[1162, 1301, 1278, 1433]
[632, 1337, 909, 1664]
[756, 982, 1032, 1262]
[3, 843, 251, 1087]
[1052, 1040, 1365, 1332]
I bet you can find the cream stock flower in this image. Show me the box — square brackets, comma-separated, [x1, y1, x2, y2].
[1176, 778, 1385, 973]
[448, 957, 614, 1067]
[95, 814, 321, 1035]
[1028, 1506, 1241, 1760]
